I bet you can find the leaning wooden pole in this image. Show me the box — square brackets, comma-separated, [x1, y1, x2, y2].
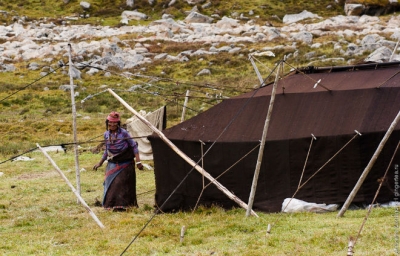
[68, 44, 81, 197]
[246, 61, 281, 217]
[107, 89, 258, 217]
[37, 143, 105, 229]
[338, 108, 400, 217]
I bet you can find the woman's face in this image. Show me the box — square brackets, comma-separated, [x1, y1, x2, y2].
[108, 121, 118, 131]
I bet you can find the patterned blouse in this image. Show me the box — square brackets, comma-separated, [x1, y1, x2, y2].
[101, 127, 139, 162]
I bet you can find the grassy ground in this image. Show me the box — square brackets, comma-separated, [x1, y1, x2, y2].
[0, 151, 398, 255]
[0, 1, 397, 255]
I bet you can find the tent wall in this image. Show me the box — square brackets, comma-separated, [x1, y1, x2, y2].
[150, 131, 399, 212]
[149, 63, 400, 213]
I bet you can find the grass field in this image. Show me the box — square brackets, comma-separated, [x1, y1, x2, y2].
[0, 150, 398, 255]
[0, 1, 398, 255]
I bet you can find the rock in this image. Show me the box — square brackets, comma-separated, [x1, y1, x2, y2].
[162, 14, 174, 19]
[184, 12, 213, 23]
[215, 16, 240, 29]
[186, 0, 205, 5]
[202, 2, 211, 9]
[86, 67, 99, 75]
[292, 31, 313, 44]
[154, 53, 168, 60]
[252, 51, 275, 57]
[0, 64, 16, 72]
[344, 4, 365, 16]
[126, 0, 134, 8]
[28, 62, 40, 70]
[185, 6, 199, 15]
[59, 84, 78, 91]
[168, 0, 177, 7]
[121, 10, 148, 21]
[361, 34, 381, 51]
[229, 47, 241, 54]
[80, 1, 91, 10]
[364, 46, 393, 63]
[196, 68, 211, 76]
[283, 10, 321, 24]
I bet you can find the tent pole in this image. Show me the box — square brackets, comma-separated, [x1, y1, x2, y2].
[107, 89, 259, 217]
[338, 108, 400, 217]
[249, 54, 265, 86]
[37, 143, 105, 229]
[246, 61, 282, 217]
[181, 90, 190, 123]
[390, 39, 399, 62]
[68, 44, 81, 198]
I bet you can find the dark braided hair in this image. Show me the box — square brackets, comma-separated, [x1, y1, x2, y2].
[106, 120, 121, 143]
[105, 120, 121, 130]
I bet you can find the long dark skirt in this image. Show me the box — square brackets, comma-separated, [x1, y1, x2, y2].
[103, 161, 138, 210]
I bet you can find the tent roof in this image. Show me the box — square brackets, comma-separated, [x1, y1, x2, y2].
[161, 62, 400, 142]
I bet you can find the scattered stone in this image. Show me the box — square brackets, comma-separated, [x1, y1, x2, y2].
[196, 68, 211, 76]
[364, 46, 393, 63]
[184, 12, 213, 23]
[80, 1, 91, 10]
[283, 10, 321, 24]
[59, 84, 78, 91]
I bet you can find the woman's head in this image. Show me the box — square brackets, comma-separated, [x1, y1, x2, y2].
[106, 111, 121, 131]
[107, 111, 120, 122]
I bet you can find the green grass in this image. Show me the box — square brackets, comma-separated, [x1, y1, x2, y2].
[0, 151, 397, 255]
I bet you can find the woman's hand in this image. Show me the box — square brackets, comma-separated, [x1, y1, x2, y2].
[136, 162, 144, 170]
[93, 162, 103, 171]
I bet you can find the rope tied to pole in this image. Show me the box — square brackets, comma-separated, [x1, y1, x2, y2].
[268, 131, 361, 231]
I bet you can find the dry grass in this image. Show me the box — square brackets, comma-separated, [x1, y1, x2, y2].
[0, 151, 397, 255]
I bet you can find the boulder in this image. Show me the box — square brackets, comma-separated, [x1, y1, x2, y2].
[282, 10, 321, 24]
[121, 10, 148, 21]
[80, 1, 91, 10]
[292, 31, 313, 44]
[364, 46, 393, 63]
[184, 12, 213, 24]
[344, 4, 365, 16]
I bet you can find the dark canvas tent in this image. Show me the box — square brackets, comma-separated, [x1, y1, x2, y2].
[149, 62, 400, 213]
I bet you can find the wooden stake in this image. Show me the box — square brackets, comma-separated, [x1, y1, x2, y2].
[246, 61, 281, 217]
[338, 109, 400, 217]
[68, 44, 81, 197]
[181, 90, 190, 123]
[347, 237, 355, 256]
[180, 225, 186, 243]
[107, 89, 259, 217]
[37, 143, 105, 229]
[266, 224, 272, 234]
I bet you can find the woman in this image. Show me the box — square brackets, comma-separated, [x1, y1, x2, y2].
[93, 111, 144, 211]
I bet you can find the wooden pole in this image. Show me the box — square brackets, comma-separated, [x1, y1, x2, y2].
[246, 61, 281, 217]
[180, 225, 186, 243]
[68, 44, 81, 197]
[37, 143, 105, 229]
[347, 237, 355, 256]
[107, 89, 259, 217]
[338, 108, 400, 217]
[249, 54, 264, 86]
[181, 90, 190, 123]
[390, 39, 399, 62]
